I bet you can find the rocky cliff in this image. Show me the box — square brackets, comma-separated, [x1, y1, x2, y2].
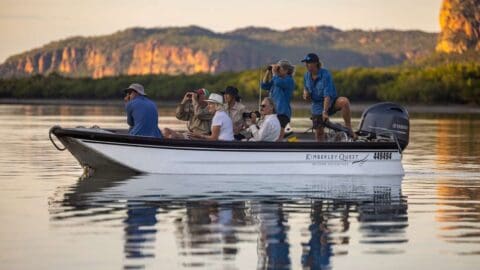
[436, 0, 480, 53]
[0, 26, 437, 78]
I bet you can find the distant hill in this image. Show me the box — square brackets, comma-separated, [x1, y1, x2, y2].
[0, 26, 437, 78]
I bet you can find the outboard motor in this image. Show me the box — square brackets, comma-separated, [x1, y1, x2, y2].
[357, 102, 410, 151]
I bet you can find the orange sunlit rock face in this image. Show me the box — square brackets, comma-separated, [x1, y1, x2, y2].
[5, 42, 219, 78]
[59, 47, 78, 73]
[86, 48, 117, 78]
[24, 57, 35, 74]
[127, 41, 216, 75]
[436, 0, 480, 53]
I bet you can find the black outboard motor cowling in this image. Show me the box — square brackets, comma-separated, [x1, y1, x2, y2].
[357, 102, 410, 151]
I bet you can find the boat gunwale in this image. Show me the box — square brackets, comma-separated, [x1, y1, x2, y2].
[51, 126, 400, 151]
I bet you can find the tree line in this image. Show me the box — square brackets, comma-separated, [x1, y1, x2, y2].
[0, 63, 479, 105]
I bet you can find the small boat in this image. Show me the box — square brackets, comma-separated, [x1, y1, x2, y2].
[49, 102, 410, 176]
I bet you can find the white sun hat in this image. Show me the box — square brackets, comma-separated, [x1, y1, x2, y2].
[205, 93, 224, 105]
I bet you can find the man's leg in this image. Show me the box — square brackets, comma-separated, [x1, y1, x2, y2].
[277, 129, 285, 142]
[312, 115, 325, 142]
[333, 96, 357, 139]
[315, 127, 325, 142]
[276, 115, 290, 142]
[334, 97, 352, 130]
[163, 128, 183, 139]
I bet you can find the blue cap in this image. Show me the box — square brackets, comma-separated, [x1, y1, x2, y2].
[301, 53, 320, 63]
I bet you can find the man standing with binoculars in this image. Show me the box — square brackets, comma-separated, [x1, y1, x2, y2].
[261, 59, 295, 141]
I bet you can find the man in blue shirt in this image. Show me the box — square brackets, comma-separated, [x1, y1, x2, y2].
[124, 83, 163, 138]
[261, 59, 295, 141]
[301, 53, 354, 141]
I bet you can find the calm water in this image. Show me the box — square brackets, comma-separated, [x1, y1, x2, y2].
[0, 104, 479, 270]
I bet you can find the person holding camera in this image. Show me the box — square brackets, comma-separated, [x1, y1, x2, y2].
[163, 88, 213, 139]
[123, 83, 163, 138]
[188, 93, 234, 141]
[301, 53, 355, 141]
[246, 97, 281, 142]
[221, 86, 247, 140]
[261, 59, 295, 141]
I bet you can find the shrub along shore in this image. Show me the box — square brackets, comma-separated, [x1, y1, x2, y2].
[0, 63, 479, 105]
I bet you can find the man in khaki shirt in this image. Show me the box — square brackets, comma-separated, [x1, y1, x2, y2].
[222, 86, 247, 140]
[163, 88, 213, 139]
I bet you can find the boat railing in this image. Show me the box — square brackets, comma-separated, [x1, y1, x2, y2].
[49, 125, 67, 151]
[367, 126, 403, 153]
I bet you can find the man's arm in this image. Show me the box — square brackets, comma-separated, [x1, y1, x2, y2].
[261, 81, 273, 91]
[176, 93, 196, 120]
[272, 75, 292, 89]
[262, 69, 272, 83]
[193, 103, 214, 120]
[175, 102, 191, 121]
[249, 123, 263, 141]
[303, 87, 311, 101]
[250, 119, 279, 141]
[302, 74, 311, 101]
[248, 114, 272, 141]
[261, 69, 273, 91]
[322, 97, 331, 122]
[126, 103, 134, 128]
[234, 106, 248, 134]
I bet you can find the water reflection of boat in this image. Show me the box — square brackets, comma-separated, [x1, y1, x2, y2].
[52, 174, 407, 269]
[61, 173, 403, 204]
[49, 102, 410, 175]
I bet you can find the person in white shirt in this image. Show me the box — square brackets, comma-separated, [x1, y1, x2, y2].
[189, 93, 234, 141]
[247, 97, 281, 142]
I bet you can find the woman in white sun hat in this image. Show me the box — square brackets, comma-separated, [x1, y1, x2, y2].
[189, 93, 234, 141]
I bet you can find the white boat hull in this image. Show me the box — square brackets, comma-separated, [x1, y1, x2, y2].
[78, 138, 403, 175]
[50, 125, 404, 176]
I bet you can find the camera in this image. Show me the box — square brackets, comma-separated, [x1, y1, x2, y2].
[266, 65, 273, 71]
[186, 93, 197, 98]
[242, 111, 261, 119]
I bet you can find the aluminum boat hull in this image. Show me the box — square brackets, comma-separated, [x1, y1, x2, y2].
[50, 126, 405, 176]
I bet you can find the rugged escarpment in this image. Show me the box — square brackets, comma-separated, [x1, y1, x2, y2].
[0, 26, 437, 78]
[436, 0, 480, 53]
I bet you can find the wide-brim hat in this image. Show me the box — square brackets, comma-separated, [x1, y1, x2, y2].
[124, 83, 147, 96]
[221, 86, 240, 97]
[205, 93, 224, 105]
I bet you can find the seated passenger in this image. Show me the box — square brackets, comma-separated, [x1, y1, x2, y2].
[246, 97, 281, 142]
[221, 86, 247, 140]
[123, 83, 163, 138]
[189, 93, 234, 141]
[163, 88, 213, 139]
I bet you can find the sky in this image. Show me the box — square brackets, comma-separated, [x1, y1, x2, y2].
[0, 0, 443, 63]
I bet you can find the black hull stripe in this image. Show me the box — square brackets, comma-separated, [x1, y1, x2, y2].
[52, 127, 399, 151]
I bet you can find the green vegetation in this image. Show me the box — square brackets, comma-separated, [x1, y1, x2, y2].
[1, 63, 479, 105]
